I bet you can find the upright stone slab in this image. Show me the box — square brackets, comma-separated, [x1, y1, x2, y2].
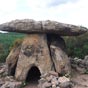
[15, 34, 52, 81]
[6, 44, 21, 76]
[48, 35, 70, 75]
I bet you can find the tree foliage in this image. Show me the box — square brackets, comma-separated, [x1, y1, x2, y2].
[64, 32, 88, 59]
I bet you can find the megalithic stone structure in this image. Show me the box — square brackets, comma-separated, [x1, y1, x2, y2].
[1, 19, 87, 81]
[0, 19, 87, 36]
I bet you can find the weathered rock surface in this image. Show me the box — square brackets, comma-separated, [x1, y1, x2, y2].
[0, 63, 73, 88]
[38, 71, 72, 88]
[48, 35, 70, 75]
[6, 44, 21, 76]
[5, 34, 71, 81]
[0, 63, 8, 77]
[70, 56, 88, 73]
[0, 19, 87, 36]
[0, 63, 22, 88]
[15, 34, 53, 81]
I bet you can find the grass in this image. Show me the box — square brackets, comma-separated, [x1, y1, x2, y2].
[0, 32, 25, 62]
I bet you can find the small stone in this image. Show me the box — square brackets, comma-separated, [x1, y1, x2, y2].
[1, 82, 9, 88]
[0, 81, 4, 87]
[56, 87, 60, 88]
[39, 78, 46, 82]
[84, 55, 88, 61]
[5, 76, 14, 81]
[0, 68, 5, 74]
[41, 73, 48, 78]
[58, 76, 70, 83]
[14, 82, 22, 88]
[42, 82, 52, 88]
[51, 77, 59, 86]
[52, 84, 56, 88]
[49, 71, 58, 77]
[59, 81, 72, 88]
[46, 76, 52, 82]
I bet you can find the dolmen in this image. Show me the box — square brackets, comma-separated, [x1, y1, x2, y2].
[0, 19, 87, 81]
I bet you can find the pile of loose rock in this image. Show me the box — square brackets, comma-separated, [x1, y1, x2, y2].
[0, 63, 73, 88]
[0, 63, 8, 77]
[38, 71, 72, 88]
[70, 55, 88, 73]
[0, 63, 22, 88]
[0, 77, 22, 88]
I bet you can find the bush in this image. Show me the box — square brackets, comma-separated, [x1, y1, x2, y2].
[64, 32, 88, 59]
[0, 32, 25, 62]
[0, 44, 4, 53]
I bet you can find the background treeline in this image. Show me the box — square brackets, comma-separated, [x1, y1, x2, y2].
[0, 32, 88, 62]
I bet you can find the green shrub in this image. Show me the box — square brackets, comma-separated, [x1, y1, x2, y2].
[0, 32, 25, 62]
[64, 32, 88, 59]
[0, 44, 4, 53]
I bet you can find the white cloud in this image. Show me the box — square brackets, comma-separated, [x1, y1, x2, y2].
[0, 0, 88, 28]
[0, 0, 17, 11]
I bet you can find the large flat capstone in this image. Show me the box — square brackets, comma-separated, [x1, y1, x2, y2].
[0, 19, 87, 36]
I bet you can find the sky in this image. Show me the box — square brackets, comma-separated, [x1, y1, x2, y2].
[0, 0, 88, 28]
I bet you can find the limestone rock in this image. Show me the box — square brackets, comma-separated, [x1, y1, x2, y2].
[84, 55, 88, 68]
[6, 44, 21, 76]
[70, 56, 88, 73]
[58, 76, 72, 88]
[49, 35, 70, 75]
[0, 63, 8, 77]
[49, 71, 58, 77]
[38, 71, 72, 88]
[58, 76, 70, 83]
[0, 19, 87, 36]
[15, 34, 53, 81]
[0, 81, 22, 88]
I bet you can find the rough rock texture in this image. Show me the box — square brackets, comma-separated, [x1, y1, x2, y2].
[38, 71, 72, 88]
[0, 19, 87, 36]
[6, 34, 71, 81]
[15, 34, 53, 81]
[6, 45, 21, 76]
[0, 63, 8, 77]
[70, 56, 88, 73]
[0, 63, 22, 88]
[0, 64, 72, 88]
[48, 35, 70, 75]
[70, 56, 88, 88]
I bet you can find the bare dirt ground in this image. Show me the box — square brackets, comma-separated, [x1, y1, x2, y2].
[24, 81, 38, 88]
[24, 83, 38, 88]
[71, 72, 88, 88]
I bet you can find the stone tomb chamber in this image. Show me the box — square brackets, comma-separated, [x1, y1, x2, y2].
[0, 19, 87, 83]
